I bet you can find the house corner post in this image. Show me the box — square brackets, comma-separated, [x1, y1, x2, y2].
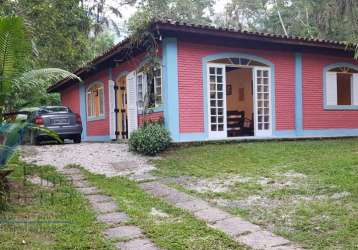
[163, 37, 180, 142]
[295, 53, 303, 135]
[79, 82, 88, 141]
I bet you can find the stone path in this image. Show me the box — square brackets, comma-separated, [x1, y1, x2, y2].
[59, 167, 160, 250]
[140, 181, 302, 250]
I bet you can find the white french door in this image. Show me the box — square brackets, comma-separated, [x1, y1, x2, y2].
[126, 71, 138, 138]
[207, 64, 227, 139]
[253, 67, 272, 137]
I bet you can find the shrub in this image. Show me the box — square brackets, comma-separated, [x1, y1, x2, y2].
[129, 122, 171, 156]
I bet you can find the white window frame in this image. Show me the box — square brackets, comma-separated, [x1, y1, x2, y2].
[136, 72, 146, 110]
[86, 82, 105, 120]
[324, 64, 358, 110]
[154, 67, 162, 107]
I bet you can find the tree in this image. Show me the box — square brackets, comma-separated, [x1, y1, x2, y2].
[0, 0, 116, 107]
[127, 0, 215, 33]
[82, 0, 136, 36]
[216, 0, 358, 58]
[0, 16, 80, 120]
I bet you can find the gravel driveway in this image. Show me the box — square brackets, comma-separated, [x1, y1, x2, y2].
[21, 143, 156, 179]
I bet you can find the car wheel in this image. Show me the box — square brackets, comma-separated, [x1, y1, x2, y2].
[30, 132, 40, 145]
[73, 136, 81, 144]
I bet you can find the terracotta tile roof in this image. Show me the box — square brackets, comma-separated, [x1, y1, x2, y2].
[48, 19, 355, 92]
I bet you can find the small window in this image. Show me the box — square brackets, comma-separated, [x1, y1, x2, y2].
[137, 73, 145, 110]
[337, 73, 351, 105]
[326, 66, 358, 107]
[136, 66, 162, 110]
[154, 68, 162, 106]
[87, 83, 104, 119]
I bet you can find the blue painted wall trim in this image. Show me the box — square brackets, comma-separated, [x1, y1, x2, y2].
[163, 38, 180, 142]
[202, 52, 276, 140]
[323, 62, 358, 110]
[295, 53, 303, 135]
[274, 128, 358, 138]
[85, 135, 111, 142]
[79, 83, 87, 140]
[180, 133, 207, 142]
[179, 129, 358, 142]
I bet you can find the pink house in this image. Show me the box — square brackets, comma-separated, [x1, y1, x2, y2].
[48, 20, 358, 142]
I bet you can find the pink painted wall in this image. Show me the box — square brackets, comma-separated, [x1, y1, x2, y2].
[60, 84, 80, 115]
[177, 40, 296, 133]
[302, 54, 358, 129]
[85, 70, 110, 136]
[138, 112, 163, 126]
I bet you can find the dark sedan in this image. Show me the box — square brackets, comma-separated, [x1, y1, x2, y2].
[27, 106, 82, 144]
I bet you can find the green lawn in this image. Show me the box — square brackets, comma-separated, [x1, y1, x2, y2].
[0, 156, 114, 250]
[153, 139, 358, 250]
[84, 170, 245, 250]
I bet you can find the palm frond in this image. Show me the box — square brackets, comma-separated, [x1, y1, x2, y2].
[14, 68, 82, 87]
[0, 16, 31, 81]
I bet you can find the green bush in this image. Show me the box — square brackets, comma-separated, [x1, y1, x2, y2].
[129, 122, 171, 156]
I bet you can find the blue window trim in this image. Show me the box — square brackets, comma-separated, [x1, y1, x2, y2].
[295, 53, 303, 135]
[323, 62, 358, 110]
[201, 52, 276, 140]
[86, 81, 106, 121]
[137, 105, 164, 115]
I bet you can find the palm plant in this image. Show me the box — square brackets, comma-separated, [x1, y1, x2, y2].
[0, 15, 81, 166]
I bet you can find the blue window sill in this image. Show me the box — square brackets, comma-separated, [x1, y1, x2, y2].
[87, 115, 105, 121]
[325, 105, 358, 110]
[138, 105, 164, 115]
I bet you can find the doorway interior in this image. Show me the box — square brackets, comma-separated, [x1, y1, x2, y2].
[226, 67, 254, 137]
[207, 57, 272, 139]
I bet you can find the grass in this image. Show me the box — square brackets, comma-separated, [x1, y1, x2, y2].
[83, 170, 245, 250]
[153, 138, 358, 250]
[0, 155, 114, 250]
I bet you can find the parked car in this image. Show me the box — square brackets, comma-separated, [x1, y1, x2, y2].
[26, 106, 82, 145]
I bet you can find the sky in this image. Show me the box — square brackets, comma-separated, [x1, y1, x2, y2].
[109, 0, 230, 40]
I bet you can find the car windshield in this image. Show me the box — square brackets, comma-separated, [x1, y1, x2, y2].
[38, 107, 71, 114]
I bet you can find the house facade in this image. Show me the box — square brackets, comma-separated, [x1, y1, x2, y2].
[48, 20, 358, 142]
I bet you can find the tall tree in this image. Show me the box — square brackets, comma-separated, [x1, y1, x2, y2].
[83, 0, 136, 36]
[0, 0, 117, 107]
[0, 0, 117, 71]
[0, 16, 80, 118]
[216, 0, 358, 57]
[127, 0, 214, 33]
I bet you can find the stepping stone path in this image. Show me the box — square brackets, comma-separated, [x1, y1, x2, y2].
[59, 167, 160, 250]
[140, 181, 303, 250]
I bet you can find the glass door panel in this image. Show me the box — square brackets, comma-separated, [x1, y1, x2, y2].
[207, 64, 227, 139]
[254, 68, 272, 137]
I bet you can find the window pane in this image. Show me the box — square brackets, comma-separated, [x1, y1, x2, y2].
[99, 88, 104, 115]
[337, 73, 352, 105]
[211, 124, 217, 131]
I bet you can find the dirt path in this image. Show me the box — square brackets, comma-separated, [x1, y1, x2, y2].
[21, 143, 157, 181]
